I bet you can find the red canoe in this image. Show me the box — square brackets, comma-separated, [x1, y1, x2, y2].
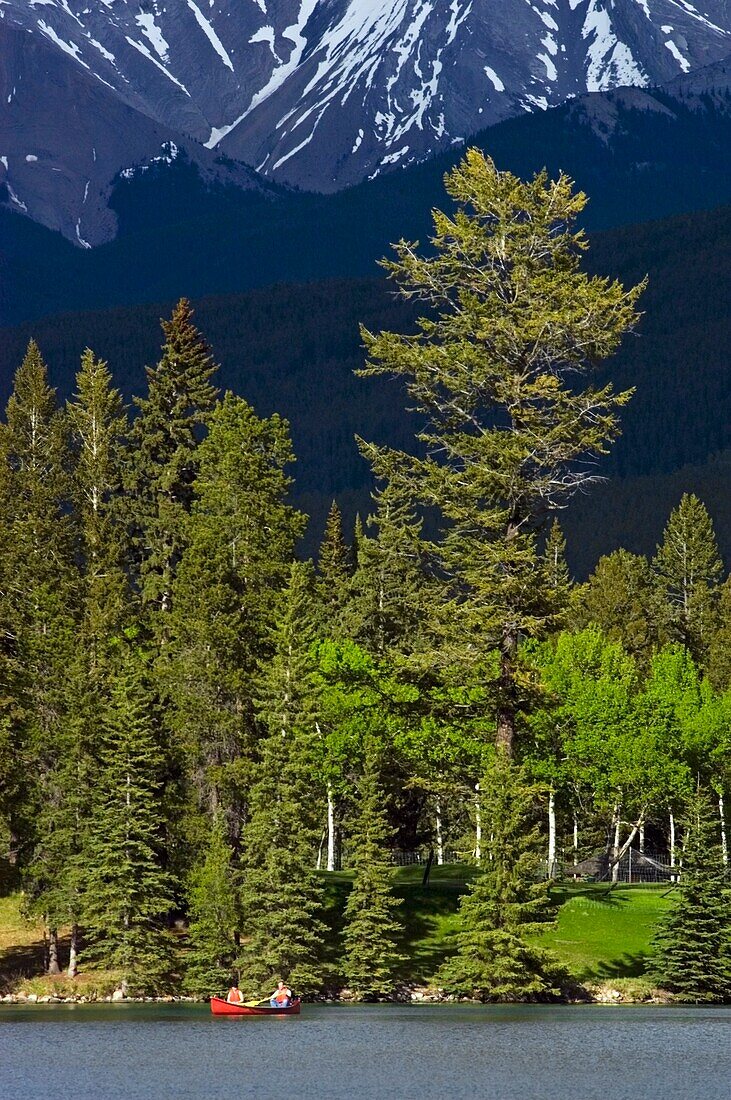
[210, 996, 302, 1016]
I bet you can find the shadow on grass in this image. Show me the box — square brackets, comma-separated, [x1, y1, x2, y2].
[317, 864, 473, 985]
[591, 952, 650, 980]
[0, 939, 48, 991]
[550, 885, 624, 908]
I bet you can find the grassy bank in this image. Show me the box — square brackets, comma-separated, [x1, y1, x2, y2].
[324, 866, 674, 997]
[0, 867, 676, 999]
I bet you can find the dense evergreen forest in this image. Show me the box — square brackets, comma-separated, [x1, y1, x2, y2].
[3, 201, 731, 572]
[2, 153, 730, 1002]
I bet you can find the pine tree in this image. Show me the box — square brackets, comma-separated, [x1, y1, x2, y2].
[707, 576, 731, 691]
[350, 478, 428, 658]
[126, 299, 219, 621]
[184, 814, 239, 995]
[358, 149, 643, 756]
[543, 520, 571, 617]
[34, 351, 131, 976]
[0, 341, 78, 972]
[571, 548, 656, 666]
[237, 562, 326, 996]
[341, 738, 404, 998]
[164, 394, 305, 839]
[651, 791, 731, 1002]
[317, 501, 354, 639]
[436, 757, 562, 1000]
[67, 348, 129, 662]
[652, 494, 722, 666]
[81, 648, 174, 993]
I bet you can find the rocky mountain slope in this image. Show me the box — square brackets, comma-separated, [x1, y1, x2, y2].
[0, 21, 275, 245]
[2, 0, 731, 241]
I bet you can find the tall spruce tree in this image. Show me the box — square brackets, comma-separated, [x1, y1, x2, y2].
[351, 478, 428, 658]
[41, 351, 131, 975]
[652, 494, 723, 666]
[341, 737, 404, 998]
[543, 520, 571, 616]
[708, 577, 731, 692]
[317, 501, 354, 639]
[571, 548, 657, 666]
[651, 791, 731, 1001]
[358, 149, 643, 756]
[237, 562, 326, 995]
[184, 814, 239, 994]
[126, 299, 219, 622]
[165, 394, 304, 841]
[81, 648, 174, 993]
[436, 757, 562, 1000]
[1, 341, 78, 972]
[67, 348, 129, 661]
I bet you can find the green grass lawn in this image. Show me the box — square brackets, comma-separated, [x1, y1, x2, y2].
[539, 883, 674, 982]
[0, 869, 676, 993]
[322, 866, 676, 987]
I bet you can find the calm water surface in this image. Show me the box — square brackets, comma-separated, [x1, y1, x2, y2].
[0, 1002, 729, 1100]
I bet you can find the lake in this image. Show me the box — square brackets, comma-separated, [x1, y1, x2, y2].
[0, 1003, 729, 1100]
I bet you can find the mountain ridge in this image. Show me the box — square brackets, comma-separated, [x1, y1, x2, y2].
[4, 54, 731, 326]
[3, 0, 731, 241]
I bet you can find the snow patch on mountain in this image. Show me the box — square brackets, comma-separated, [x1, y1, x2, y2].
[186, 0, 235, 71]
[3, 0, 731, 227]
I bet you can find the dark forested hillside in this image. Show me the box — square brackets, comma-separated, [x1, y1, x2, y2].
[4, 80, 731, 326]
[2, 201, 731, 570]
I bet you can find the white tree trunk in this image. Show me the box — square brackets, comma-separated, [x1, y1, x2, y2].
[326, 783, 336, 873]
[474, 784, 482, 861]
[573, 812, 579, 866]
[639, 823, 645, 854]
[611, 817, 645, 881]
[435, 798, 444, 866]
[719, 794, 728, 866]
[611, 805, 622, 883]
[548, 789, 557, 878]
[669, 809, 677, 882]
[67, 924, 78, 979]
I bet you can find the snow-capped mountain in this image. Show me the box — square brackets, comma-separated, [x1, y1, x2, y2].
[2, 0, 731, 241]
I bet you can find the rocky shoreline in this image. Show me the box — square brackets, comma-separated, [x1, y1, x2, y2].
[0, 981, 670, 1006]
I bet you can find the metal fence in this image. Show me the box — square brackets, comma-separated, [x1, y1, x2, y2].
[372, 847, 679, 882]
[547, 849, 676, 883]
[389, 848, 463, 867]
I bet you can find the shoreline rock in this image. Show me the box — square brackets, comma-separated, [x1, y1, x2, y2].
[0, 983, 675, 1007]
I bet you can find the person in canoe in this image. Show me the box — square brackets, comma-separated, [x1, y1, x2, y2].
[226, 983, 244, 1005]
[269, 980, 293, 1008]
